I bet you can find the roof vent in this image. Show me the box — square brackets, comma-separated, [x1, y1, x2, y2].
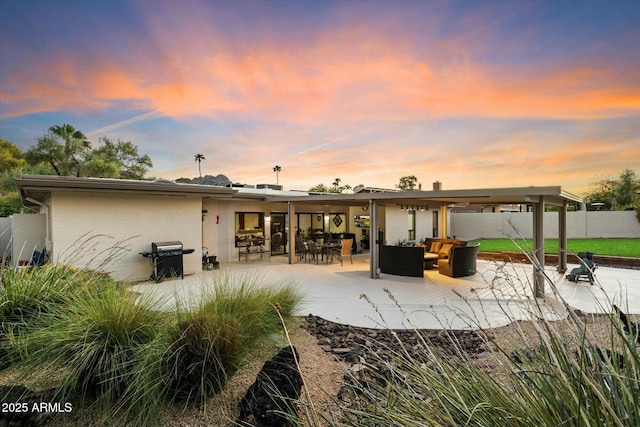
[256, 184, 283, 190]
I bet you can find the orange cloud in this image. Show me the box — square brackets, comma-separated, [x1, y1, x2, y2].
[3, 17, 638, 124]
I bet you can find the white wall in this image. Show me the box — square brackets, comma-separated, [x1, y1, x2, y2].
[11, 214, 46, 264]
[383, 205, 433, 245]
[450, 211, 640, 239]
[50, 192, 202, 281]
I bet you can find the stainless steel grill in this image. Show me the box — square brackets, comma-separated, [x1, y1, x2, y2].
[140, 241, 194, 282]
[152, 241, 183, 253]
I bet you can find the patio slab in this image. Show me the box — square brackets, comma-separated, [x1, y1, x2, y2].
[130, 254, 640, 330]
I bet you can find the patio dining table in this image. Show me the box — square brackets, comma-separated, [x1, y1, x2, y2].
[321, 242, 341, 264]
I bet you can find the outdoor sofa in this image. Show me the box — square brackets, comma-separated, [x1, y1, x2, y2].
[421, 238, 468, 260]
[380, 238, 478, 278]
[437, 244, 480, 278]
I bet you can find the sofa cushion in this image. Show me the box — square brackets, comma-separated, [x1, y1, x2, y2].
[430, 241, 443, 253]
[439, 243, 453, 258]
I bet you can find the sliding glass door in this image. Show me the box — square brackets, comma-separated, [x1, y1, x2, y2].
[270, 213, 287, 255]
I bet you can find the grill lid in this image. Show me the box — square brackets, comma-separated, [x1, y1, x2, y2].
[152, 241, 183, 252]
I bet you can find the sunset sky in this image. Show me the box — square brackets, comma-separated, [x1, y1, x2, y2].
[1, 0, 639, 195]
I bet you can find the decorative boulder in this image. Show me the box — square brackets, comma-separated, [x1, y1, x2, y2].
[237, 346, 303, 427]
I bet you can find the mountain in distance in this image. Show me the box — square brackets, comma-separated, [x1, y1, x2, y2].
[175, 174, 232, 186]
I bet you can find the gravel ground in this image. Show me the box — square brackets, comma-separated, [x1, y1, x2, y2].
[2, 311, 638, 427]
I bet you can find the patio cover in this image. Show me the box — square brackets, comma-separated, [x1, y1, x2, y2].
[267, 186, 583, 297]
[14, 176, 582, 297]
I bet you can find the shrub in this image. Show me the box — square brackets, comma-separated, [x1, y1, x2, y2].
[334, 283, 639, 426]
[0, 264, 78, 330]
[1, 264, 94, 369]
[5, 268, 303, 425]
[164, 272, 303, 405]
[165, 312, 243, 403]
[14, 282, 167, 423]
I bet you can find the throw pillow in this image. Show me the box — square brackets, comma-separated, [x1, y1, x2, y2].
[439, 243, 453, 258]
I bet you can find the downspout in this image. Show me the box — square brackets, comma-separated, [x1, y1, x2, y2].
[25, 197, 51, 254]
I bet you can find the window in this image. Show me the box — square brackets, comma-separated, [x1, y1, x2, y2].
[235, 212, 264, 247]
[297, 213, 324, 240]
[408, 210, 416, 240]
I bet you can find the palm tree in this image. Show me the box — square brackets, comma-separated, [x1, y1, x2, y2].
[49, 124, 87, 153]
[332, 178, 342, 192]
[273, 165, 282, 185]
[194, 153, 205, 184]
[48, 124, 89, 176]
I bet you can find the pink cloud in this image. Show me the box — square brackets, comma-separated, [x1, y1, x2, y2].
[3, 15, 638, 124]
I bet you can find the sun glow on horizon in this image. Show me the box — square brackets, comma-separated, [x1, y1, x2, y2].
[1, 0, 638, 195]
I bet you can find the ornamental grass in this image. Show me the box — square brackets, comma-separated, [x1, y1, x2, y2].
[325, 252, 639, 427]
[2, 265, 302, 427]
[165, 273, 303, 407]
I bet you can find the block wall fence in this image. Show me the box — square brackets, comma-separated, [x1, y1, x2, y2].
[450, 211, 640, 239]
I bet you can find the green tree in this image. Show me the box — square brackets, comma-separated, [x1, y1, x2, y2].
[0, 139, 27, 172]
[397, 175, 418, 191]
[1, 162, 54, 216]
[85, 137, 152, 179]
[1, 141, 52, 216]
[0, 192, 23, 216]
[24, 125, 152, 179]
[309, 183, 331, 193]
[584, 169, 639, 210]
[273, 165, 282, 185]
[309, 179, 348, 194]
[1, 164, 54, 195]
[194, 154, 206, 184]
[25, 124, 90, 176]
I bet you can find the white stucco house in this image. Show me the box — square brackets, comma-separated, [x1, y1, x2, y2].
[13, 175, 582, 295]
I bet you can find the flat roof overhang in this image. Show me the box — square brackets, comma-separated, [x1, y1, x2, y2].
[14, 175, 239, 206]
[264, 186, 583, 207]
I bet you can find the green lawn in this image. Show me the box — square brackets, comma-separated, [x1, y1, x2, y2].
[478, 238, 640, 258]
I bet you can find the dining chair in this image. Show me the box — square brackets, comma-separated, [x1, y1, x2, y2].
[295, 236, 309, 262]
[332, 239, 353, 266]
[307, 241, 322, 264]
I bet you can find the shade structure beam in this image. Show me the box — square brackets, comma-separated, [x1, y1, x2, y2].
[533, 197, 545, 297]
[558, 201, 568, 273]
[288, 201, 296, 264]
[370, 199, 379, 279]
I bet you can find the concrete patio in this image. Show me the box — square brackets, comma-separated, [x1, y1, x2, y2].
[130, 254, 640, 330]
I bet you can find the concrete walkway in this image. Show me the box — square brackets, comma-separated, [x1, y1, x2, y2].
[131, 254, 640, 330]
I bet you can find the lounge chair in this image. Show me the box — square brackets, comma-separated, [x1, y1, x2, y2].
[566, 252, 596, 285]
